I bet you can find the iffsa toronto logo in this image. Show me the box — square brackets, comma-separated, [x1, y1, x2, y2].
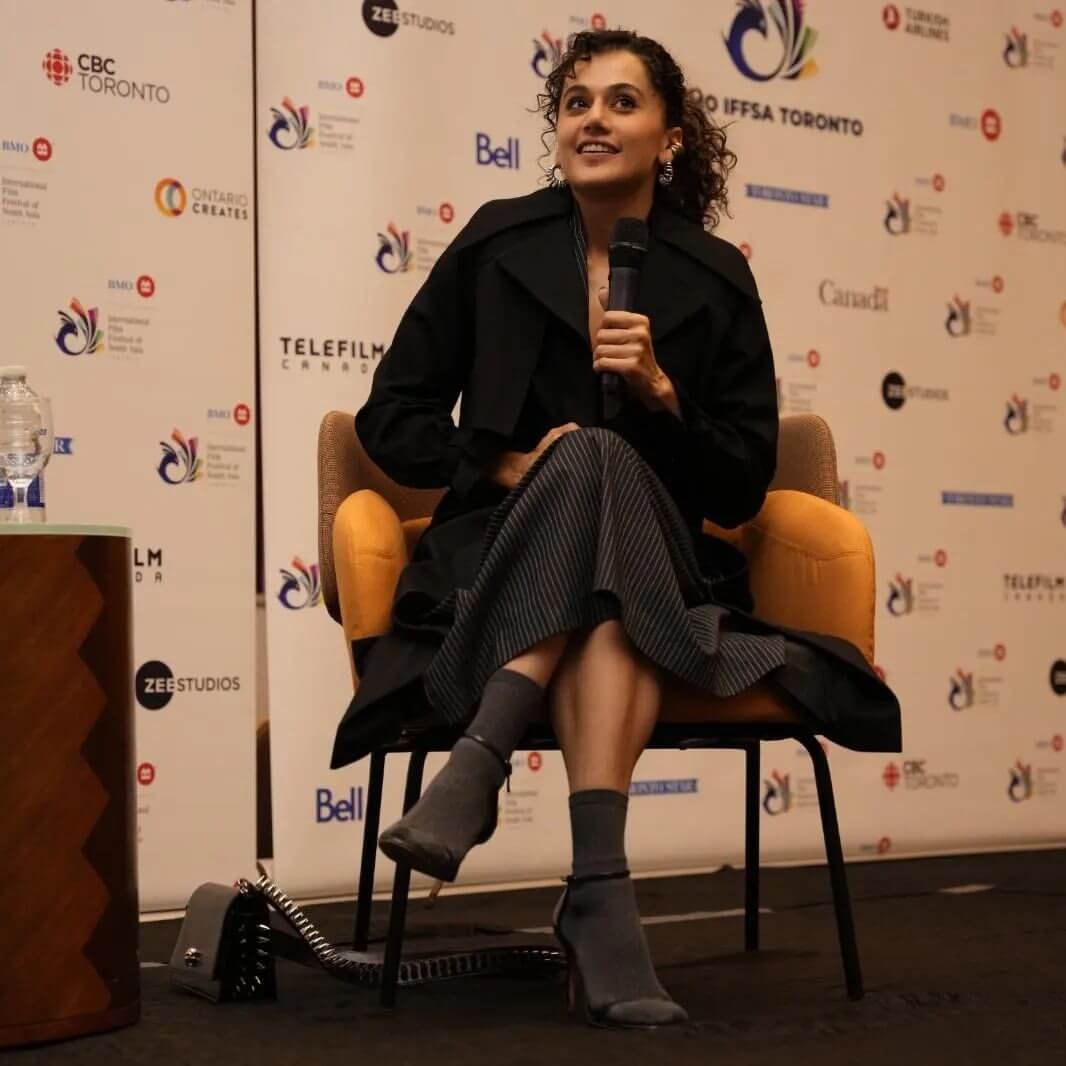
[476, 132, 520, 169]
[41, 48, 171, 104]
[278, 556, 322, 610]
[135, 660, 241, 711]
[948, 668, 974, 710]
[1003, 394, 1029, 435]
[945, 295, 971, 337]
[268, 98, 315, 150]
[1008, 759, 1032, 802]
[531, 30, 563, 77]
[155, 178, 186, 217]
[316, 787, 365, 823]
[762, 770, 792, 815]
[723, 0, 818, 82]
[157, 429, 203, 484]
[54, 298, 103, 356]
[375, 222, 413, 273]
[1003, 27, 1029, 68]
[886, 574, 914, 616]
[362, 1, 456, 38]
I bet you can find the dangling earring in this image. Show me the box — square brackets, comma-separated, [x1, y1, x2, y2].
[548, 163, 568, 188]
[658, 143, 680, 186]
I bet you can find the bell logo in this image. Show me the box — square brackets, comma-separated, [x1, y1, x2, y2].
[316, 787, 365, 823]
[476, 132, 520, 169]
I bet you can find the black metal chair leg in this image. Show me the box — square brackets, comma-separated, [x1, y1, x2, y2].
[802, 735, 864, 1000]
[380, 749, 427, 1008]
[744, 742, 760, 951]
[353, 750, 386, 950]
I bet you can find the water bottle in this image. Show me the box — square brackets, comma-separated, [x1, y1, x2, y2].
[0, 367, 50, 523]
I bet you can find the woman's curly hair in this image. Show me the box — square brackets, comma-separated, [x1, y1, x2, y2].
[536, 29, 736, 230]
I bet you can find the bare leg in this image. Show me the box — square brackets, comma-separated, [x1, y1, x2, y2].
[549, 619, 662, 792]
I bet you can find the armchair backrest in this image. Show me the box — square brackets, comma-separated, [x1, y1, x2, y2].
[317, 410, 839, 623]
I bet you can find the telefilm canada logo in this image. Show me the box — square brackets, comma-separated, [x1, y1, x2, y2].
[278, 557, 323, 610]
[42, 48, 171, 103]
[135, 660, 241, 710]
[362, 0, 455, 37]
[134, 546, 164, 585]
[279, 335, 385, 374]
[268, 98, 315, 149]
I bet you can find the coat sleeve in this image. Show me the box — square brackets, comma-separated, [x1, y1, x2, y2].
[633, 287, 779, 530]
[354, 238, 490, 497]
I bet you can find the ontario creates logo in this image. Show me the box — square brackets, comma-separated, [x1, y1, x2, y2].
[278, 556, 322, 610]
[154, 178, 187, 217]
[375, 222, 413, 273]
[157, 429, 203, 484]
[724, 0, 818, 81]
[54, 298, 103, 356]
[268, 97, 315, 150]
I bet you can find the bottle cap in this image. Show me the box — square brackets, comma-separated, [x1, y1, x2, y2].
[0, 365, 28, 381]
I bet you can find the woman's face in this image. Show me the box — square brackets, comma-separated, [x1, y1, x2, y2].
[555, 49, 681, 198]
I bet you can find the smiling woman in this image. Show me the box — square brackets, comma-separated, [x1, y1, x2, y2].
[341, 24, 900, 1034]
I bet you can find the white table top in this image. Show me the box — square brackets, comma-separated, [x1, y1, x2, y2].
[0, 523, 131, 537]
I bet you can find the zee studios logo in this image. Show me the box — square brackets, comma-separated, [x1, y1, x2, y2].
[362, 0, 455, 37]
[135, 660, 241, 711]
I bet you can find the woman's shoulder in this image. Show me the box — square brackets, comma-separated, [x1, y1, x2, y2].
[446, 187, 570, 256]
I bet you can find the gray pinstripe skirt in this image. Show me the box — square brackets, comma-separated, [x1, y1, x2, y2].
[422, 426, 788, 723]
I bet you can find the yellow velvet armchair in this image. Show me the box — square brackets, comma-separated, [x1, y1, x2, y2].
[318, 411, 877, 1007]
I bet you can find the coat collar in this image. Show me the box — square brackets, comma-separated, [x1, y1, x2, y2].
[473, 186, 758, 346]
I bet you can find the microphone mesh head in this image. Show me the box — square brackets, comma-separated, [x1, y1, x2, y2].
[608, 217, 648, 269]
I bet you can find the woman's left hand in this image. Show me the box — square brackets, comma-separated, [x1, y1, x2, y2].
[593, 287, 680, 416]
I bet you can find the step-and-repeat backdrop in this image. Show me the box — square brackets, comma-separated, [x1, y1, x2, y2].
[260, 0, 1065, 899]
[2, 0, 257, 909]
[7, 2, 1063, 908]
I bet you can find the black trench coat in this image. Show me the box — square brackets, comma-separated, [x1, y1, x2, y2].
[331, 186, 901, 768]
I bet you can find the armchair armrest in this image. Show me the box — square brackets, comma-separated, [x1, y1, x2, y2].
[332, 490, 408, 645]
[735, 490, 876, 663]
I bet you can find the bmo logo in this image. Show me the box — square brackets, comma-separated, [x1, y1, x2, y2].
[475, 132, 520, 169]
[316, 786, 365, 823]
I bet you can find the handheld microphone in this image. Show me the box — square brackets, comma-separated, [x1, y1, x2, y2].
[603, 217, 649, 421]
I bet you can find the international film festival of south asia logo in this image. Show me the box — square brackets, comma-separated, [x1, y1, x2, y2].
[54, 298, 103, 356]
[268, 98, 315, 150]
[278, 556, 323, 610]
[376, 222, 413, 273]
[157, 429, 203, 485]
[531, 31, 563, 77]
[723, 0, 819, 81]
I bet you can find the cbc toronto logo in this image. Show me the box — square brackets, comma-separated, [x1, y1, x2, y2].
[375, 222, 413, 273]
[157, 429, 203, 484]
[723, 0, 818, 81]
[268, 97, 315, 150]
[883, 759, 959, 791]
[54, 298, 103, 356]
[278, 556, 322, 610]
[362, 1, 455, 37]
[41, 48, 171, 104]
[136, 660, 241, 710]
[531, 30, 563, 77]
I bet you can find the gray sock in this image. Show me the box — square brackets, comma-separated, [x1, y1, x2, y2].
[558, 789, 680, 1018]
[383, 668, 543, 860]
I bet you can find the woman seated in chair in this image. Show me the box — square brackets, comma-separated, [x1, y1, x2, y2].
[332, 28, 900, 1030]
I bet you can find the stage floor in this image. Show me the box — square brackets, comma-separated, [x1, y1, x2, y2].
[20, 849, 1066, 1064]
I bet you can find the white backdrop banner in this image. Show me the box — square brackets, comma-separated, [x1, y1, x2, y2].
[258, 0, 1066, 899]
[1, 0, 257, 909]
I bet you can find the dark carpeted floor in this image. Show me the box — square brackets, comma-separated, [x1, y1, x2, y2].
[12, 850, 1066, 1065]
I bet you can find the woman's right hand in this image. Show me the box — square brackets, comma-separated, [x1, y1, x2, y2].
[487, 422, 582, 490]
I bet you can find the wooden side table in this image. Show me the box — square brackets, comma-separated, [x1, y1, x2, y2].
[0, 525, 139, 1047]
